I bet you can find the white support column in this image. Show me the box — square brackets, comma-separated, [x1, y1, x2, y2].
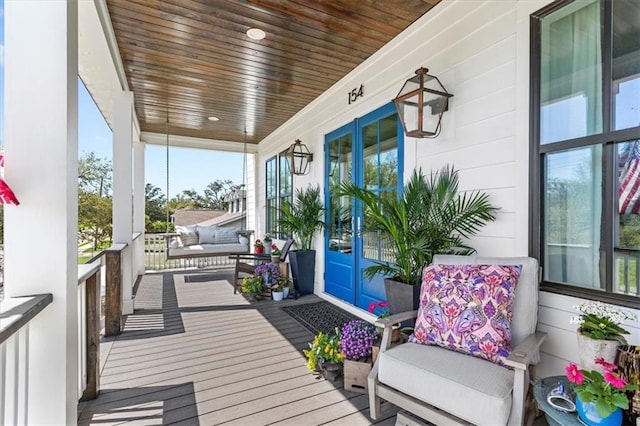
[133, 139, 145, 275]
[4, 1, 79, 424]
[112, 91, 134, 315]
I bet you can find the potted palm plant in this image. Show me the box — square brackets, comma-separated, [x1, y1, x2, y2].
[339, 166, 497, 314]
[278, 185, 325, 296]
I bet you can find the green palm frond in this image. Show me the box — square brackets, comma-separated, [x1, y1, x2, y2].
[338, 166, 498, 285]
[278, 185, 325, 251]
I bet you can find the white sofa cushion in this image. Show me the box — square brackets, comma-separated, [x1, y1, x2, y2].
[197, 225, 217, 244]
[176, 225, 199, 246]
[378, 342, 513, 425]
[216, 227, 239, 244]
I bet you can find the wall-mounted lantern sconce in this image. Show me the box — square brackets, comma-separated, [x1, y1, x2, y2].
[393, 67, 453, 138]
[285, 139, 313, 175]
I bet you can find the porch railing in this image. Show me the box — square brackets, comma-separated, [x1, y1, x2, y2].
[546, 243, 640, 295]
[144, 234, 235, 271]
[615, 248, 640, 296]
[0, 293, 53, 424]
[77, 259, 102, 401]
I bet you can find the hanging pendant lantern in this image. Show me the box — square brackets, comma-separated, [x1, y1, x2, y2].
[393, 67, 453, 138]
[285, 139, 313, 175]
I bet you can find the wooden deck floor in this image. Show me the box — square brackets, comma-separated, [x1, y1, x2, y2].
[78, 269, 399, 425]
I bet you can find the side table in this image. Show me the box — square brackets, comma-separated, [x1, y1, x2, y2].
[533, 376, 582, 426]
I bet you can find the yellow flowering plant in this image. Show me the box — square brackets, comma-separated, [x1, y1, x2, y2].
[303, 329, 344, 372]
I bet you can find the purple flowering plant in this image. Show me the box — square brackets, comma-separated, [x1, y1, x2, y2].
[254, 262, 280, 285]
[340, 320, 378, 362]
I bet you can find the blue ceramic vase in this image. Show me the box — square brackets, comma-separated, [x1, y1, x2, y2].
[575, 397, 623, 426]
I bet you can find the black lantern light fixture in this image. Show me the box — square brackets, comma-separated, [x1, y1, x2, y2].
[393, 67, 453, 138]
[285, 139, 313, 175]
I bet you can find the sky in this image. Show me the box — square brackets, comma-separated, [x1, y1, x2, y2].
[1, 0, 243, 199]
[78, 80, 244, 199]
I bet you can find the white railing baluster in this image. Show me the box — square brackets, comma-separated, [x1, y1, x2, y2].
[0, 295, 52, 425]
[17, 326, 28, 426]
[0, 341, 5, 422]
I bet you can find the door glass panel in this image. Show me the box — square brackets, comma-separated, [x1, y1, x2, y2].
[616, 141, 640, 295]
[612, 0, 640, 131]
[361, 114, 399, 263]
[540, 0, 603, 144]
[363, 123, 379, 190]
[380, 115, 399, 189]
[543, 146, 603, 289]
[327, 134, 353, 254]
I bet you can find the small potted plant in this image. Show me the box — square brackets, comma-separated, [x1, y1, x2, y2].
[254, 262, 280, 287]
[263, 233, 273, 255]
[241, 275, 264, 301]
[368, 300, 402, 343]
[571, 301, 637, 370]
[270, 244, 281, 263]
[253, 239, 264, 254]
[341, 319, 379, 393]
[276, 276, 292, 299]
[566, 357, 638, 425]
[271, 277, 285, 301]
[303, 329, 344, 381]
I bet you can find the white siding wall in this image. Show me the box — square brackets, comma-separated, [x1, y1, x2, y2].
[255, 0, 640, 378]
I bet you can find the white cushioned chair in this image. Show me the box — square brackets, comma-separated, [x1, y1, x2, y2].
[368, 255, 546, 426]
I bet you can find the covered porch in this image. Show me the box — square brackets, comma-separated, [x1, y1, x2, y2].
[2, 0, 640, 424]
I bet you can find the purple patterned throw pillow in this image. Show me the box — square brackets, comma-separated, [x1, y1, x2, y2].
[409, 264, 522, 367]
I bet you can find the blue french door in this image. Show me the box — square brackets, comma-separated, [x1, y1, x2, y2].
[324, 102, 403, 310]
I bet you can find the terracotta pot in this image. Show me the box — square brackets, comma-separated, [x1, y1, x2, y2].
[255, 246, 264, 254]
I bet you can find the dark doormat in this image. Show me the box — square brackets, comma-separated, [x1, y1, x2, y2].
[281, 301, 359, 335]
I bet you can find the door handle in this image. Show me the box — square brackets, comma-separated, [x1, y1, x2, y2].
[355, 217, 362, 238]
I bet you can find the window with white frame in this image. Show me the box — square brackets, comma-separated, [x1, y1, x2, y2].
[531, 0, 640, 305]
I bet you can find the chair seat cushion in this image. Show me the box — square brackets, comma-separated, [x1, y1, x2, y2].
[378, 342, 514, 425]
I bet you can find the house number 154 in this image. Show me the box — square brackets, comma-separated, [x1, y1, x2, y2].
[348, 84, 364, 104]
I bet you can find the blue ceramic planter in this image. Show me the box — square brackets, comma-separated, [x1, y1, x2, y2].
[575, 397, 623, 426]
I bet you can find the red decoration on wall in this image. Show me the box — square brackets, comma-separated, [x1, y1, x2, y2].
[0, 153, 20, 205]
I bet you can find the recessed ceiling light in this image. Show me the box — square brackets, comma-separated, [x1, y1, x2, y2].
[207, 116, 220, 122]
[246, 28, 266, 40]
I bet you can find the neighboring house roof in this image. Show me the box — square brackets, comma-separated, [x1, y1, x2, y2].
[173, 209, 226, 226]
[197, 211, 246, 227]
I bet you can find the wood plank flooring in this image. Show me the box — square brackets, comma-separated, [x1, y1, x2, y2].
[78, 269, 398, 425]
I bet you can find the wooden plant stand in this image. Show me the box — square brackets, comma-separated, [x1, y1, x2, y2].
[344, 359, 372, 394]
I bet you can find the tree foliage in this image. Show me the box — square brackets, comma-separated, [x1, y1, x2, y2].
[78, 153, 113, 249]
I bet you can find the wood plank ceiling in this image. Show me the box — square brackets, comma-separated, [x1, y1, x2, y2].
[106, 0, 440, 145]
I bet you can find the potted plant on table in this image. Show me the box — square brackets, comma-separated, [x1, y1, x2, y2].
[270, 244, 281, 263]
[566, 357, 638, 425]
[278, 185, 325, 296]
[339, 166, 497, 314]
[571, 301, 637, 371]
[254, 239, 264, 254]
[263, 233, 273, 255]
